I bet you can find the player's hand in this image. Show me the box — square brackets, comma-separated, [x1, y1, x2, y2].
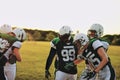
[83, 70, 96, 79]
[64, 62, 74, 70]
[77, 54, 84, 60]
[45, 70, 51, 79]
[8, 54, 17, 64]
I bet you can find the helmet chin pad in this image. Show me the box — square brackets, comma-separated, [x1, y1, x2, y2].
[59, 34, 70, 42]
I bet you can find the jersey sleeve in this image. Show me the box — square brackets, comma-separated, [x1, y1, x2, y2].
[50, 41, 56, 49]
[92, 40, 103, 50]
[12, 41, 22, 49]
[45, 47, 56, 70]
[101, 41, 109, 51]
[50, 37, 60, 49]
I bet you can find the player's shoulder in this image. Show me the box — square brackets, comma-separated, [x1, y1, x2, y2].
[89, 38, 103, 50]
[51, 37, 60, 45]
[99, 38, 108, 42]
[89, 38, 99, 44]
[12, 41, 22, 48]
[0, 33, 18, 43]
[100, 38, 109, 44]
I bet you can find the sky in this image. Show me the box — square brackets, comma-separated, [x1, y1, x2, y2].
[0, 0, 120, 35]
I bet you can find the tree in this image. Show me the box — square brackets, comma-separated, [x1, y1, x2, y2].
[45, 32, 56, 41]
[33, 30, 41, 41]
[112, 35, 120, 45]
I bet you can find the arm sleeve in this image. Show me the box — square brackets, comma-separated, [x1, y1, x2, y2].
[101, 41, 109, 51]
[45, 47, 56, 70]
[92, 40, 103, 50]
[12, 41, 22, 50]
[12, 41, 22, 48]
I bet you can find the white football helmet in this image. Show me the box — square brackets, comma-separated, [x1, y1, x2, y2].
[59, 26, 72, 35]
[74, 33, 89, 46]
[12, 28, 26, 42]
[59, 26, 72, 42]
[88, 23, 104, 38]
[0, 24, 12, 33]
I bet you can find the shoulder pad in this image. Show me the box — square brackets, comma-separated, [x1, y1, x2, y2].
[0, 33, 19, 43]
[52, 37, 60, 45]
[90, 38, 97, 43]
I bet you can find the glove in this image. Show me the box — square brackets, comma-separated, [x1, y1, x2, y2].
[64, 62, 74, 71]
[83, 70, 96, 79]
[45, 70, 51, 79]
[8, 54, 17, 64]
[79, 69, 91, 80]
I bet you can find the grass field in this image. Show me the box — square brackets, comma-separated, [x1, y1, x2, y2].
[15, 41, 120, 80]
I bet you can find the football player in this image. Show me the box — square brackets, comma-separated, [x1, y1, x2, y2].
[0, 24, 26, 80]
[0, 24, 13, 80]
[4, 27, 26, 80]
[45, 26, 78, 80]
[85, 23, 116, 80]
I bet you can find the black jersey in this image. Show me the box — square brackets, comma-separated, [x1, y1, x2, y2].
[83, 39, 108, 68]
[85, 38, 110, 66]
[51, 37, 78, 74]
[82, 38, 116, 80]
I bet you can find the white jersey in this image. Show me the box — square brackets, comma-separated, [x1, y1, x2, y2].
[101, 41, 109, 51]
[4, 41, 22, 80]
[4, 41, 22, 62]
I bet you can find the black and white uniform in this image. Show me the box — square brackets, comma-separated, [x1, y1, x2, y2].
[45, 37, 78, 80]
[4, 41, 22, 80]
[0, 33, 19, 80]
[79, 39, 116, 80]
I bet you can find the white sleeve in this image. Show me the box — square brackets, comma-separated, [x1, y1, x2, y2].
[92, 40, 103, 50]
[101, 41, 109, 50]
[12, 41, 22, 49]
[50, 41, 56, 49]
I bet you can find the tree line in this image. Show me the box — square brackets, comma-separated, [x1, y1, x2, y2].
[24, 29, 120, 45]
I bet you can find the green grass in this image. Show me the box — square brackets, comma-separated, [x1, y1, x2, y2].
[15, 41, 120, 80]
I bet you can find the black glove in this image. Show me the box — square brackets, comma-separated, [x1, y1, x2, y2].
[83, 70, 96, 79]
[64, 62, 74, 71]
[45, 70, 51, 79]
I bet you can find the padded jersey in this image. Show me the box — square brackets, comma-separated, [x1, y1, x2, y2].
[83, 38, 109, 68]
[46, 37, 78, 74]
[0, 33, 19, 55]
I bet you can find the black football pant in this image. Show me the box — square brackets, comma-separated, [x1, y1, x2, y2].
[0, 55, 7, 80]
[0, 66, 6, 80]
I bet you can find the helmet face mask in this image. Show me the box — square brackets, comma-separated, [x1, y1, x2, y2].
[59, 34, 70, 42]
[88, 23, 104, 39]
[74, 33, 89, 51]
[87, 30, 97, 38]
